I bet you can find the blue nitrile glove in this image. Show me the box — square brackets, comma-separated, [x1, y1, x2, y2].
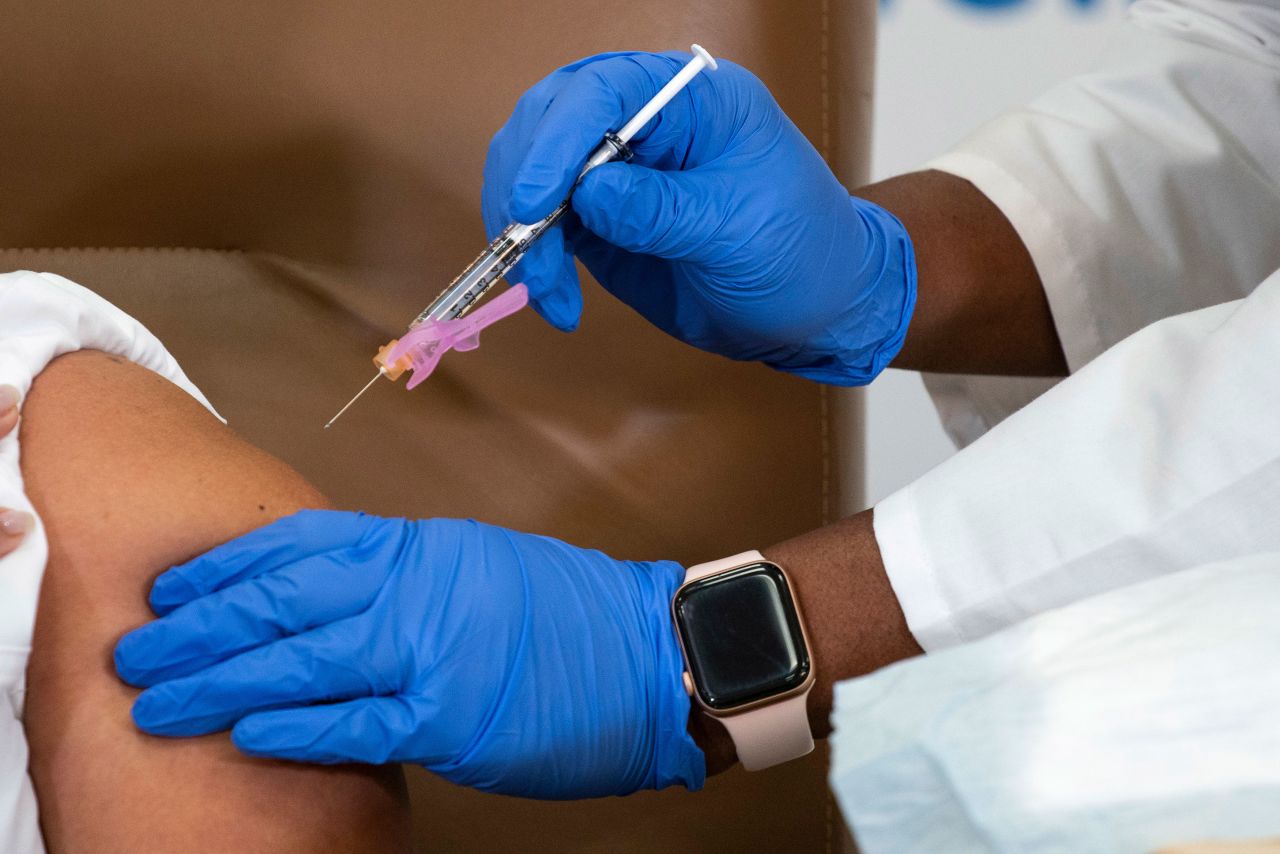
[113, 510, 704, 799]
[482, 50, 916, 385]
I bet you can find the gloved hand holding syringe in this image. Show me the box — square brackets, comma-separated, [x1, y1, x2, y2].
[324, 44, 718, 428]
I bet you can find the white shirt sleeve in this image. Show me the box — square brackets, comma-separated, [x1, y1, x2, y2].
[921, 0, 1280, 447]
[875, 266, 1280, 651]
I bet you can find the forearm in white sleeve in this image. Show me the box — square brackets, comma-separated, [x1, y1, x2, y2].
[875, 266, 1280, 650]
[922, 0, 1280, 446]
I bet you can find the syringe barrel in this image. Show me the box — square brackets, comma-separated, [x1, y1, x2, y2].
[413, 236, 517, 324]
[414, 133, 631, 325]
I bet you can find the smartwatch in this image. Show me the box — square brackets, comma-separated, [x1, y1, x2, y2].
[671, 550, 815, 771]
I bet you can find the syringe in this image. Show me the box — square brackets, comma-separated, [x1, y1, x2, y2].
[325, 44, 717, 429]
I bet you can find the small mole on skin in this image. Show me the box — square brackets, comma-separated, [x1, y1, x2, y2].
[258, 504, 266, 512]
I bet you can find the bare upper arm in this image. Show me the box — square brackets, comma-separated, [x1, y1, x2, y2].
[20, 350, 410, 853]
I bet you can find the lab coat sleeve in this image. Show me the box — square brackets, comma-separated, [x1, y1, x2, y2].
[921, 0, 1280, 447]
[874, 265, 1280, 651]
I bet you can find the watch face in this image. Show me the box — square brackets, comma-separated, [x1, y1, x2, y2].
[673, 562, 810, 710]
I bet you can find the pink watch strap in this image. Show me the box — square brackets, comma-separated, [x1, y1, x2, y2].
[718, 693, 814, 772]
[683, 551, 815, 772]
[684, 550, 764, 581]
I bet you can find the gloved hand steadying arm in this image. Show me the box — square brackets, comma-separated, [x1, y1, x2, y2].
[483, 50, 916, 385]
[113, 510, 704, 799]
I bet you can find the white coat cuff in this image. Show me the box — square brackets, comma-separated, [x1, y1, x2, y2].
[926, 150, 1099, 373]
[872, 486, 964, 652]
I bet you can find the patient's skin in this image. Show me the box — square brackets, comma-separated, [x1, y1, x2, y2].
[20, 352, 411, 853]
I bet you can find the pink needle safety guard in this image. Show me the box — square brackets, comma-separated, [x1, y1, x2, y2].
[376, 284, 529, 390]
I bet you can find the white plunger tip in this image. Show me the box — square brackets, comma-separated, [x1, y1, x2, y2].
[690, 44, 717, 71]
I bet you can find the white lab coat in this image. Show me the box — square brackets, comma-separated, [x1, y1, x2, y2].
[921, 0, 1280, 452]
[874, 0, 1280, 651]
[832, 1, 1280, 848]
